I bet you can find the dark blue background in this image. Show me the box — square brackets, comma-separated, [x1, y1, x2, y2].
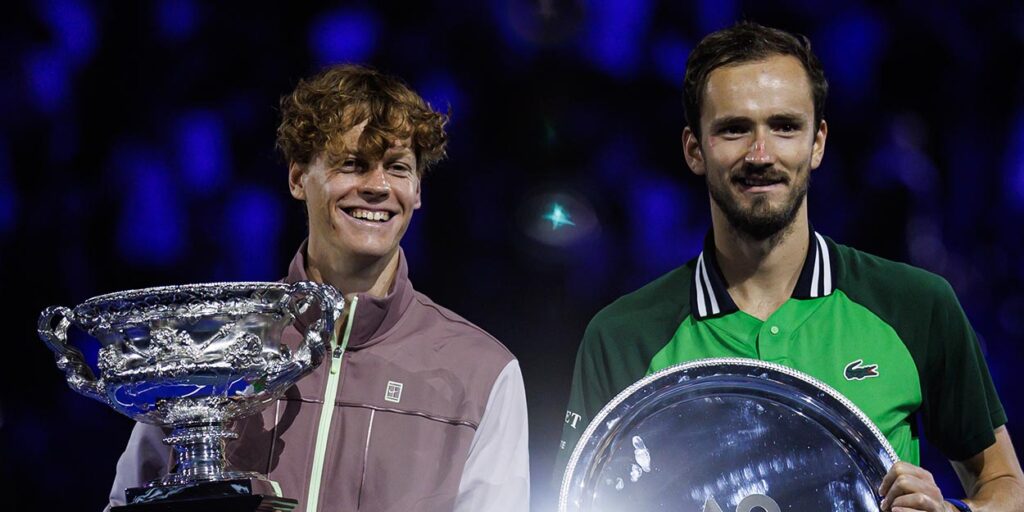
[2, 1, 1022, 510]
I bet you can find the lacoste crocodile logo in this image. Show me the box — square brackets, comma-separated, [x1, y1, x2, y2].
[844, 359, 879, 381]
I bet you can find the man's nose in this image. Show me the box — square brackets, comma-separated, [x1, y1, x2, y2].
[744, 134, 775, 166]
[358, 165, 391, 201]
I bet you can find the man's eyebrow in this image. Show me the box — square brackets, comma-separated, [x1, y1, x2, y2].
[323, 151, 359, 166]
[708, 113, 809, 131]
[708, 116, 753, 130]
[383, 147, 416, 159]
[767, 112, 807, 124]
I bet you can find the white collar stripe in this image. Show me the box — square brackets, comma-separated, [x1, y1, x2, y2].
[695, 253, 708, 317]
[699, 254, 720, 315]
[810, 241, 821, 298]
[815, 232, 833, 295]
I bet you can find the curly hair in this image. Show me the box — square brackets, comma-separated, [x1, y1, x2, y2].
[276, 64, 449, 175]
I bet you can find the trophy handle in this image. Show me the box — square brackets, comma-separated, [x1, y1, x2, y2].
[287, 282, 343, 370]
[37, 306, 107, 403]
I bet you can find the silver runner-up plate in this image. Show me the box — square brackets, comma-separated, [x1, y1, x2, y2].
[559, 358, 898, 512]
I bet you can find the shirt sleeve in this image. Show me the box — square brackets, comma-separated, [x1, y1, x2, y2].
[453, 360, 530, 512]
[921, 279, 1007, 461]
[551, 321, 617, 492]
[104, 422, 172, 511]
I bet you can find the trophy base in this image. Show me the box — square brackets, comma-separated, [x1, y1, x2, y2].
[113, 479, 297, 512]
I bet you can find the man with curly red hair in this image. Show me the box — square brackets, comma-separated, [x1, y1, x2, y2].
[106, 65, 529, 512]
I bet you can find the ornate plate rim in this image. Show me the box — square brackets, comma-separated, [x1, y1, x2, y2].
[80, 281, 296, 306]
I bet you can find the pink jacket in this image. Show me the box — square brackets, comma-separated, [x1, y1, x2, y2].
[106, 245, 529, 512]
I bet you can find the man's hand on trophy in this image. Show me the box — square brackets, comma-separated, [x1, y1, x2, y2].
[879, 461, 955, 512]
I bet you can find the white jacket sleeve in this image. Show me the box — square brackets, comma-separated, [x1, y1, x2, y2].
[454, 360, 530, 512]
[104, 422, 172, 511]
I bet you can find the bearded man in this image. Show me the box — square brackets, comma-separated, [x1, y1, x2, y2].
[554, 21, 1022, 512]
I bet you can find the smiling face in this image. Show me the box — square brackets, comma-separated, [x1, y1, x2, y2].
[683, 54, 827, 240]
[290, 120, 421, 266]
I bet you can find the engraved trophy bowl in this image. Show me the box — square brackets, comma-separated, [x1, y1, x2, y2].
[560, 358, 899, 512]
[38, 281, 343, 510]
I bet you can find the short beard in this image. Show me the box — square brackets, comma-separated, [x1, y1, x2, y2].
[710, 174, 808, 243]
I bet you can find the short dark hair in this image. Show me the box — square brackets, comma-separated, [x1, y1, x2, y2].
[683, 21, 828, 139]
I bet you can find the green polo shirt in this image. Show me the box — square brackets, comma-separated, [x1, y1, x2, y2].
[554, 231, 1005, 481]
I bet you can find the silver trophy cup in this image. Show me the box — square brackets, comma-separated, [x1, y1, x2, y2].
[38, 281, 343, 510]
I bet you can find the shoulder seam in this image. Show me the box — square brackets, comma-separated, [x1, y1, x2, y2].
[412, 292, 515, 360]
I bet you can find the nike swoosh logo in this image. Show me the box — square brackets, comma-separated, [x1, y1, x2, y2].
[844, 359, 879, 380]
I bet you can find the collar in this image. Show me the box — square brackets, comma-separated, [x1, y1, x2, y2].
[284, 241, 415, 349]
[691, 228, 836, 320]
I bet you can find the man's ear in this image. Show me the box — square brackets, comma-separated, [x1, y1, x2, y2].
[288, 161, 307, 200]
[682, 126, 706, 176]
[412, 173, 422, 210]
[811, 119, 828, 170]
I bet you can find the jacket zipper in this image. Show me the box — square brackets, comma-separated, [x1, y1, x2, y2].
[305, 295, 359, 512]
